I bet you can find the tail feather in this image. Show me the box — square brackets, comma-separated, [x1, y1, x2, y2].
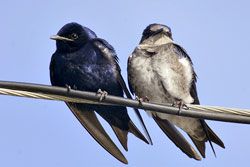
[204, 121, 225, 148]
[66, 103, 128, 164]
[111, 125, 128, 151]
[96, 106, 149, 151]
[128, 121, 149, 145]
[117, 73, 152, 144]
[111, 120, 149, 151]
[200, 120, 216, 157]
[191, 120, 225, 158]
[189, 135, 206, 158]
[153, 116, 202, 160]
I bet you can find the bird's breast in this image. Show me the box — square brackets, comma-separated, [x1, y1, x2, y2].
[53, 55, 120, 94]
[129, 54, 171, 103]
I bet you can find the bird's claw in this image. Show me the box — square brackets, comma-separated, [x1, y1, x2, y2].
[97, 89, 108, 101]
[65, 84, 71, 92]
[65, 84, 77, 92]
[172, 101, 189, 115]
[136, 96, 149, 105]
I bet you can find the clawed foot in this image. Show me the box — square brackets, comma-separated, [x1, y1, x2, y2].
[136, 96, 149, 105]
[96, 89, 108, 101]
[65, 84, 71, 92]
[172, 100, 189, 115]
[65, 84, 77, 92]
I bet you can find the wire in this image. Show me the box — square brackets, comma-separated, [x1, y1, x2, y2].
[0, 80, 250, 124]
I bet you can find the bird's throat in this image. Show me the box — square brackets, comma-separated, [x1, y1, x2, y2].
[142, 35, 173, 46]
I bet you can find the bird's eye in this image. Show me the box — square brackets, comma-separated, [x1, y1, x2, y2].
[70, 33, 78, 40]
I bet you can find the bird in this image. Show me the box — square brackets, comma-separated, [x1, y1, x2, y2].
[49, 22, 151, 164]
[127, 23, 225, 160]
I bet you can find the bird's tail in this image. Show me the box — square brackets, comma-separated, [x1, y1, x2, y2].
[111, 125, 129, 151]
[66, 103, 128, 164]
[96, 105, 149, 151]
[129, 121, 150, 144]
[111, 120, 149, 151]
[153, 116, 202, 160]
[190, 121, 225, 158]
[204, 122, 225, 148]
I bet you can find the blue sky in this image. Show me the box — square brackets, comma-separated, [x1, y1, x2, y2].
[1, 0, 250, 166]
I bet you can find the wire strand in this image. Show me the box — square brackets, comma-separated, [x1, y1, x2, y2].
[0, 80, 250, 124]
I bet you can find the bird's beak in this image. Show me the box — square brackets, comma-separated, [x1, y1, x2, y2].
[154, 28, 164, 35]
[148, 28, 164, 38]
[50, 35, 73, 42]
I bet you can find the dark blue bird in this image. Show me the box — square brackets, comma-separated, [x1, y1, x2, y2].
[49, 22, 151, 164]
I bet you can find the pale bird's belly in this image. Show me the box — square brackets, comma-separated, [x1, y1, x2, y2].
[130, 56, 175, 113]
[130, 56, 205, 140]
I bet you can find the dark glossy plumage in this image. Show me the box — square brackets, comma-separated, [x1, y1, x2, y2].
[50, 22, 151, 164]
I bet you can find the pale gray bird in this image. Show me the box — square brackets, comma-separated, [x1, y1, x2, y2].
[127, 23, 225, 160]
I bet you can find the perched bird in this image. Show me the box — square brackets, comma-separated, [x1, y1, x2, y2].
[128, 23, 225, 160]
[49, 22, 151, 164]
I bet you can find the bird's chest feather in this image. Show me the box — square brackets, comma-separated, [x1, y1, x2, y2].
[52, 52, 119, 94]
[151, 48, 194, 103]
[129, 47, 194, 104]
[129, 52, 168, 102]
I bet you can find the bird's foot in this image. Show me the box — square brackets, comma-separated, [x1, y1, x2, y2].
[136, 96, 149, 105]
[96, 89, 108, 101]
[65, 84, 71, 93]
[65, 84, 77, 92]
[172, 100, 189, 115]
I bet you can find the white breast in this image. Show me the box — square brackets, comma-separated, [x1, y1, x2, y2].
[179, 57, 193, 85]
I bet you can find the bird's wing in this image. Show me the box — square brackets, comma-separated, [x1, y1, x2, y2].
[92, 38, 151, 145]
[116, 70, 152, 144]
[173, 43, 225, 156]
[127, 50, 153, 144]
[172, 44, 200, 104]
[153, 115, 201, 160]
[66, 102, 128, 164]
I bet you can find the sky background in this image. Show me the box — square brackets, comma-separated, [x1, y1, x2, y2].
[0, 0, 250, 166]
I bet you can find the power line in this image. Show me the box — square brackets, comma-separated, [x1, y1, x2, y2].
[0, 80, 250, 124]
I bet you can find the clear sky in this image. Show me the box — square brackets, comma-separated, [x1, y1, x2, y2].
[1, 0, 250, 166]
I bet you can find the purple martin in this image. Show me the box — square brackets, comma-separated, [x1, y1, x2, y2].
[128, 23, 225, 160]
[49, 22, 151, 164]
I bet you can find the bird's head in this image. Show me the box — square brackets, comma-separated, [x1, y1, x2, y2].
[140, 23, 172, 44]
[51, 22, 97, 53]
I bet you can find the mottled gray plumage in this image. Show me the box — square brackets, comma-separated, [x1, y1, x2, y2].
[128, 23, 225, 160]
